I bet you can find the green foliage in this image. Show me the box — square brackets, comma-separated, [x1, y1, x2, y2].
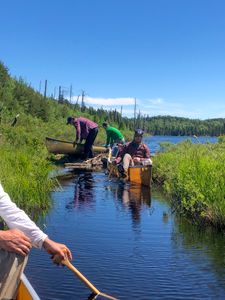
[144, 115, 225, 136]
[13, 78, 50, 121]
[0, 62, 15, 110]
[218, 135, 225, 143]
[153, 140, 225, 228]
[0, 142, 55, 215]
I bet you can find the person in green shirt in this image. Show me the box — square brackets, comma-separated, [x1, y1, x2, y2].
[102, 122, 125, 148]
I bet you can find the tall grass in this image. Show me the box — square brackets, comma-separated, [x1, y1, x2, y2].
[0, 123, 55, 216]
[153, 139, 225, 229]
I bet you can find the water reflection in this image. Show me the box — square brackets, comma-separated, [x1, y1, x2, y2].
[110, 182, 152, 228]
[65, 171, 152, 230]
[66, 172, 95, 210]
[172, 217, 225, 280]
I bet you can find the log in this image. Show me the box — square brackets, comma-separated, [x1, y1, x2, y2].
[65, 165, 93, 170]
[64, 153, 108, 170]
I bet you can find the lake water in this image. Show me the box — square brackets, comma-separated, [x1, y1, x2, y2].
[144, 135, 218, 154]
[26, 136, 225, 300]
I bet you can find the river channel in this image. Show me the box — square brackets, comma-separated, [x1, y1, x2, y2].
[26, 136, 225, 300]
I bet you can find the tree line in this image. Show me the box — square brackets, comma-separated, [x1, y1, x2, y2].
[0, 61, 225, 136]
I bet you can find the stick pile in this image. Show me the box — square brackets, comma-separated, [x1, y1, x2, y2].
[64, 153, 108, 170]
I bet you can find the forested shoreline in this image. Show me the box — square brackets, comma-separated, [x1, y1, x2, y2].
[1, 62, 225, 137]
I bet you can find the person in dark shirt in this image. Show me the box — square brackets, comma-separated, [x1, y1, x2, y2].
[114, 129, 152, 178]
[67, 116, 98, 159]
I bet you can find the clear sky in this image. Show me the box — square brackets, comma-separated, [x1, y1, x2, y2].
[1, 0, 225, 119]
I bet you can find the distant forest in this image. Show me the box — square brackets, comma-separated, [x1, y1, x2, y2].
[0, 61, 225, 136]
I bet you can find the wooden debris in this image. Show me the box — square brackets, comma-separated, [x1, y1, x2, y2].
[64, 153, 108, 170]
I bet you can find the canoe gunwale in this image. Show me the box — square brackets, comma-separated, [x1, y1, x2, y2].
[16, 273, 40, 300]
[46, 136, 74, 145]
[45, 137, 106, 155]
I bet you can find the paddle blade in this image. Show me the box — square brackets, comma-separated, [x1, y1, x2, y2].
[96, 293, 119, 300]
[91, 293, 119, 300]
[88, 292, 119, 300]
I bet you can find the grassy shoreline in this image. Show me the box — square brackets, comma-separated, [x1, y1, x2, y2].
[152, 137, 225, 230]
[0, 138, 54, 217]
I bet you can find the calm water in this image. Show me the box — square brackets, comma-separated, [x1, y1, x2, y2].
[26, 136, 225, 300]
[144, 135, 218, 155]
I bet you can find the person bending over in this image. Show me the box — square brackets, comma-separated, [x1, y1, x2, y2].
[102, 122, 125, 157]
[102, 122, 125, 147]
[67, 116, 98, 160]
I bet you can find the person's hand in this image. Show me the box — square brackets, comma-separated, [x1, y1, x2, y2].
[43, 238, 72, 264]
[102, 144, 109, 148]
[133, 157, 141, 163]
[0, 229, 32, 256]
[113, 157, 121, 165]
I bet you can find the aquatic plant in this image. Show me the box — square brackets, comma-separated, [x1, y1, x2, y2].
[153, 140, 225, 229]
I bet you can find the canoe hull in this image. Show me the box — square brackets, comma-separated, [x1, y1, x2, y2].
[128, 165, 152, 187]
[45, 137, 106, 155]
[108, 163, 152, 187]
[16, 274, 40, 300]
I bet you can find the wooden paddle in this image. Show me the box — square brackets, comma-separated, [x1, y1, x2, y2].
[61, 258, 118, 300]
[107, 148, 119, 179]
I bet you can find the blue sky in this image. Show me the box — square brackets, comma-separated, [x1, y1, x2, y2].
[1, 0, 225, 119]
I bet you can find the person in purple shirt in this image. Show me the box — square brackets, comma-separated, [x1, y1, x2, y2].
[114, 129, 152, 178]
[67, 116, 98, 159]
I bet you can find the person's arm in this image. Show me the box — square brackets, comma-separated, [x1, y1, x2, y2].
[139, 145, 151, 161]
[0, 185, 47, 249]
[143, 145, 150, 160]
[114, 144, 127, 164]
[106, 131, 110, 146]
[0, 185, 72, 261]
[74, 119, 80, 142]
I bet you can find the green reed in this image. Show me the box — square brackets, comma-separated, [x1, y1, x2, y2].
[0, 129, 55, 215]
[153, 139, 225, 229]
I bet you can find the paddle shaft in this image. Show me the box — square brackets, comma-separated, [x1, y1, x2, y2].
[62, 259, 100, 294]
[62, 259, 119, 300]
